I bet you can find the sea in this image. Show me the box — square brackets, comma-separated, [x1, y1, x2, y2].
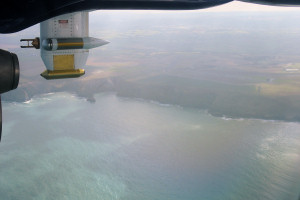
[1, 92, 300, 200]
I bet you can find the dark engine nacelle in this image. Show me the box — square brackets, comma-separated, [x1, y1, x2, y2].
[0, 49, 20, 141]
[0, 49, 19, 94]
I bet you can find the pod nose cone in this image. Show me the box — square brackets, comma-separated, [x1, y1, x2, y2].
[97, 38, 110, 46]
[83, 37, 109, 49]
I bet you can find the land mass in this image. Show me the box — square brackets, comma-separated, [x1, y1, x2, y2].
[3, 61, 300, 122]
[3, 11, 300, 122]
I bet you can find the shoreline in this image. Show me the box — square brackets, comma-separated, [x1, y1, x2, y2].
[3, 91, 300, 124]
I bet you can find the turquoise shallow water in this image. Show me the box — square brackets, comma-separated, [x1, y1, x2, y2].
[1, 93, 300, 200]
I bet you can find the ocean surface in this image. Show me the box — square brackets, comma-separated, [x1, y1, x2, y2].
[1, 93, 300, 200]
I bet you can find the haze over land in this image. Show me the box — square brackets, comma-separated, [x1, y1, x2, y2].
[3, 11, 300, 121]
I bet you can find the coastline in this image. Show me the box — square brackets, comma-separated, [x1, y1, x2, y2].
[3, 91, 300, 125]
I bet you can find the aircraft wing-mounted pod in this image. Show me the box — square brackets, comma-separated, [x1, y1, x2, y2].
[21, 11, 109, 79]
